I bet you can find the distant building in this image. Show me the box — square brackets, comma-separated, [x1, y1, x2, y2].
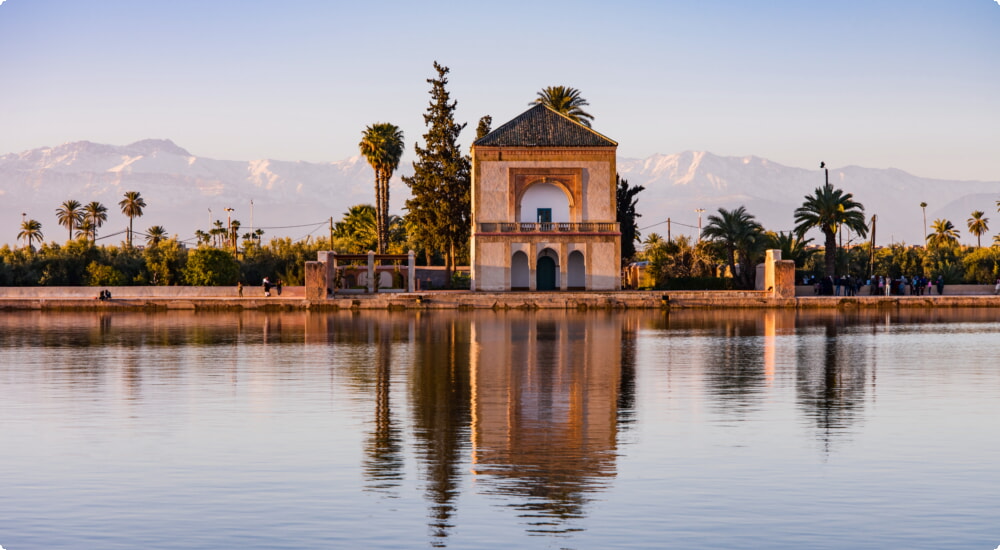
[470, 104, 621, 291]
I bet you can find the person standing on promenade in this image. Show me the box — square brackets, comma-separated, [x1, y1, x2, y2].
[276, 279, 283, 296]
[263, 277, 272, 297]
[237, 281, 243, 298]
[995, 277, 1000, 295]
[936, 276, 944, 295]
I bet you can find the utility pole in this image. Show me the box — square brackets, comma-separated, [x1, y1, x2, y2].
[667, 218, 671, 241]
[250, 200, 254, 244]
[695, 208, 705, 241]
[329, 217, 334, 249]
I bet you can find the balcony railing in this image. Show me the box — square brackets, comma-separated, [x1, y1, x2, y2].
[477, 222, 619, 234]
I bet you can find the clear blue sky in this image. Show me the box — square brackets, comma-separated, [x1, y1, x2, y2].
[1, 0, 998, 180]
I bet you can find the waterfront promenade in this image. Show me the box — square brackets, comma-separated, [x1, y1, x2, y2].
[1, 285, 998, 311]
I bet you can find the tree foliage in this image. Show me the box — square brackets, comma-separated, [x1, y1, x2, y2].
[966, 211, 989, 248]
[794, 183, 868, 277]
[701, 206, 766, 289]
[402, 61, 471, 283]
[475, 115, 492, 140]
[927, 218, 960, 250]
[119, 191, 146, 248]
[56, 199, 84, 242]
[616, 175, 645, 266]
[532, 86, 594, 127]
[183, 247, 240, 286]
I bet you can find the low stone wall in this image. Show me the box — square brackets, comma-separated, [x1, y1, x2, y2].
[0, 286, 304, 298]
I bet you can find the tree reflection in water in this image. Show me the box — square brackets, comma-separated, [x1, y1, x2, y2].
[795, 314, 869, 452]
[409, 315, 472, 546]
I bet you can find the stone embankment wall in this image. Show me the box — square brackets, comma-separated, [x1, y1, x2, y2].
[795, 285, 996, 297]
[2, 287, 999, 311]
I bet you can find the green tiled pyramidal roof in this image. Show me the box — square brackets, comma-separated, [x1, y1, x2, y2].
[474, 104, 617, 148]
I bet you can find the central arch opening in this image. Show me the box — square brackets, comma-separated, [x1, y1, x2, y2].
[536, 248, 559, 291]
[519, 183, 570, 223]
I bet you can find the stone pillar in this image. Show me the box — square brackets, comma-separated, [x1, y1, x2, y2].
[559, 242, 568, 291]
[304, 261, 327, 300]
[367, 251, 375, 294]
[331, 252, 339, 295]
[773, 260, 796, 298]
[763, 249, 796, 298]
[408, 250, 416, 293]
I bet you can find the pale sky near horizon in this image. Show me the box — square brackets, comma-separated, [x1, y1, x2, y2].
[0, 0, 998, 181]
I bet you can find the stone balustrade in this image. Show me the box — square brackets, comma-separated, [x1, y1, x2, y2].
[477, 222, 619, 233]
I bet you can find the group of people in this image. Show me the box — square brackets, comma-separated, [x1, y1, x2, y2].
[261, 277, 282, 297]
[873, 275, 944, 296]
[806, 274, 946, 296]
[806, 275, 863, 296]
[235, 278, 283, 297]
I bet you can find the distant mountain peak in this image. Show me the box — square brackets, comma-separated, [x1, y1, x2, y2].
[124, 139, 191, 157]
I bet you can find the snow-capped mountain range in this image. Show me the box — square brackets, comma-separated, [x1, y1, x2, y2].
[1, 139, 997, 248]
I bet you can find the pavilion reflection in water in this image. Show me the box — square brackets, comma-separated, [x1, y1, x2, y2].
[468, 312, 630, 532]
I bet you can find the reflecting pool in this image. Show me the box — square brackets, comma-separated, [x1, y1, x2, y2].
[1, 308, 998, 549]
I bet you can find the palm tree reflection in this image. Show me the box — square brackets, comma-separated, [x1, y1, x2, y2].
[409, 315, 472, 546]
[795, 315, 868, 451]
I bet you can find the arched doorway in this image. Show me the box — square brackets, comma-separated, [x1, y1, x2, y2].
[536, 248, 559, 291]
[511, 251, 529, 290]
[568, 250, 585, 290]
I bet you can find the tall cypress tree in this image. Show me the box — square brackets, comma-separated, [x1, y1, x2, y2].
[403, 62, 471, 284]
[616, 174, 645, 266]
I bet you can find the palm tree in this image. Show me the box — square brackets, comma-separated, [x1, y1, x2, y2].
[194, 229, 211, 246]
[767, 231, 816, 268]
[76, 218, 94, 240]
[927, 218, 960, 249]
[119, 191, 146, 248]
[145, 225, 167, 247]
[229, 220, 241, 250]
[334, 204, 380, 253]
[532, 86, 594, 127]
[794, 183, 868, 277]
[701, 206, 765, 289]
[83, 201, 108, 242]
[55, 199, 84, 241]
[210, 220, 226, 248]
[359, 123, 405, 254]
[967, 211, 989, 248]
[18, 218, 44, 251]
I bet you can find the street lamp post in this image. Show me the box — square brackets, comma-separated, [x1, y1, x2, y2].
[919, 202, 927, 247]
[695, 208, 705, 241]
[224, 208, 235, 249]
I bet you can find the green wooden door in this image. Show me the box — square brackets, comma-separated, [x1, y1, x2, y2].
[537, 256, 557, 291]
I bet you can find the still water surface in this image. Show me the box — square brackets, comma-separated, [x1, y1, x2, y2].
[1, 309, 998, 549]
